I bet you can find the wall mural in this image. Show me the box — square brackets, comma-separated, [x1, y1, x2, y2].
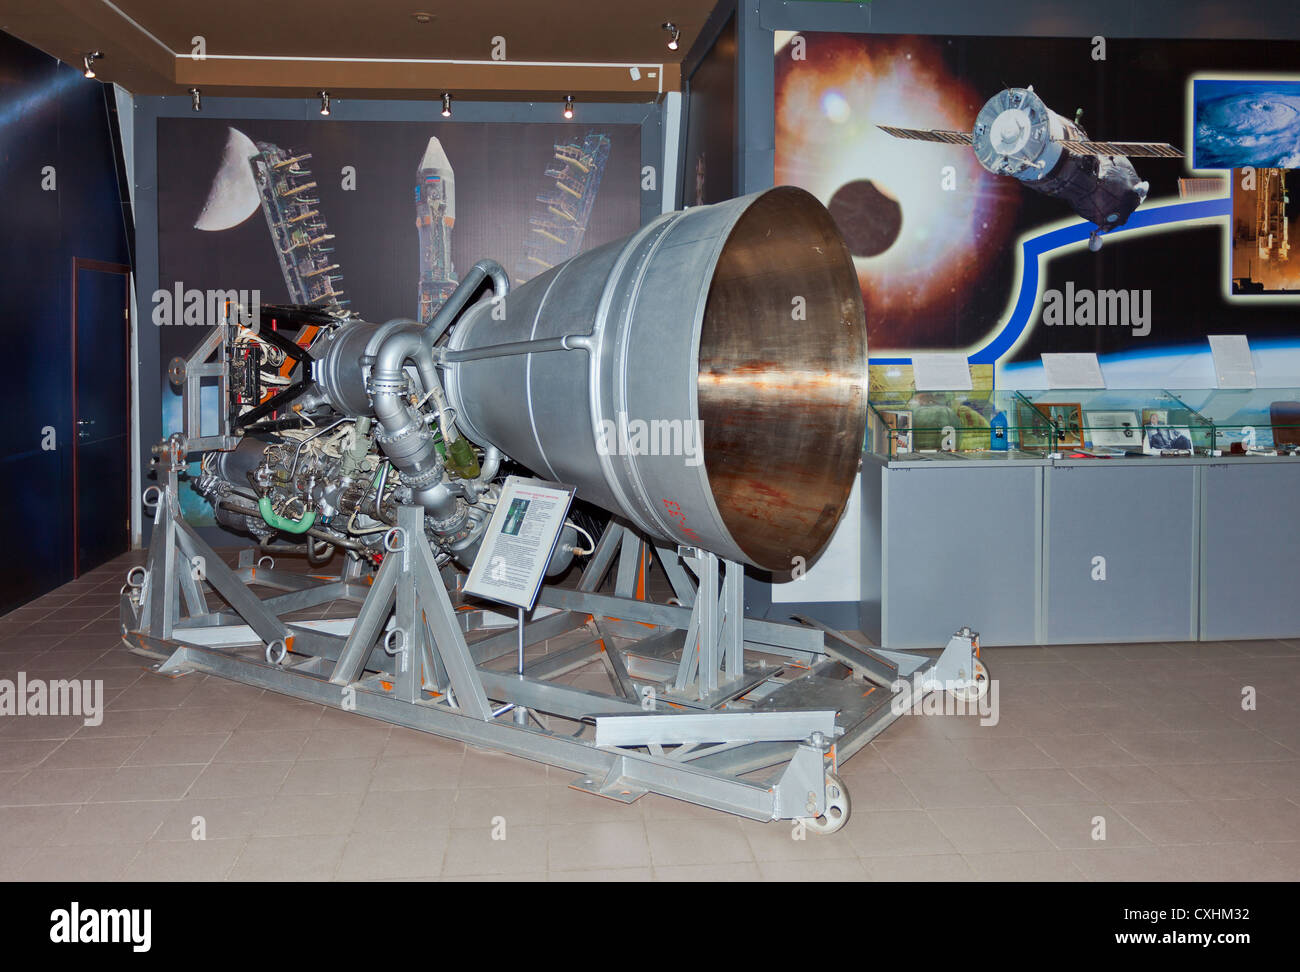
[773, 33, 1300, 393]
[155, 118, 641, 523]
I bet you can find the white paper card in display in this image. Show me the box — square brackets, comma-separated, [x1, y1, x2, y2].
[1208, 334, 1257, 389]
[1041, 352, 1105, 390]
[463, 476, 575, 612]
[911, 352, 972, 391]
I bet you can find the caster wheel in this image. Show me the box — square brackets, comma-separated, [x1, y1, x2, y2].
[948, 657, 989, 703]
[802, 772, 850, 835]
[1088, 232, 1103, 252]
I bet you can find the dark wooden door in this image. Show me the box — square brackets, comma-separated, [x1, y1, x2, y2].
[73, 258, 131, 577]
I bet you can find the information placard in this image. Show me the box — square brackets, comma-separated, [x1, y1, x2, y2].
[1041, 352, 1105, 390]
[463, 476, 576, 612]
[912, 352, 973, 391]
[1208, 334, 1257, 389]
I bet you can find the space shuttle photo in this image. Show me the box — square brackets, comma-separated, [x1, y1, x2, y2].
[880, 85, 1184, 249]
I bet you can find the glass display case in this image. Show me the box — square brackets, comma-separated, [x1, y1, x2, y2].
[852, 383, 1300, 649]
[867, 387, 1300, 460]
[1019, 388, 1214, 456]
[1169, 387, 1300, 454]
[866, 389, 1053, 460]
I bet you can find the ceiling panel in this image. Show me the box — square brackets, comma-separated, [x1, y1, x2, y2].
[0, 0, 718, 99]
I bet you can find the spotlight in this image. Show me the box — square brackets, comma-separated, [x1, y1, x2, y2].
[441, 92, 452, 118]
[563, 95, 574, 119]
[662, 22, 680, 51]
[83, 51, 102, 79]
[319, 90, 331, 116]
[189, 87, 201, 112]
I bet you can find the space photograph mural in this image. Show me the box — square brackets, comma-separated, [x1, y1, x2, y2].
[774, 33, 1300, 390]
[1194, 80, 1300, 169]
[156, 117, 641, 523]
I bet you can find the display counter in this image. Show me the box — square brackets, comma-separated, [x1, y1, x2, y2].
[746, 387, 1300, 648]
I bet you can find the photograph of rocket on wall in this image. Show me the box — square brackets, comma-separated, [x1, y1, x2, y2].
[156, 118, 641, 523]
[774, 33, 1300, 391]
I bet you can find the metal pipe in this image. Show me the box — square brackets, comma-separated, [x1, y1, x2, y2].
[289, 417, 348, 478]
[440, 333, 592, 364]
[218, 499, 369, 551]
[422, 259, 510, 351]
[368, 262, 509, 522]
[463, 445, 502, 502]
[368, 325, 446, 508]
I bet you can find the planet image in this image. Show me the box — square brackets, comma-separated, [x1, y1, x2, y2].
[774, 34, 1018, 350]
[1194, 79, 1300, 169]
[828, 180, 903, 258]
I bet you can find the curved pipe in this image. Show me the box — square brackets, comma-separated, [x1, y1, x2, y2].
[369, 323, 445, 502]
[422, 259, 510, 351]
[218, 499, 367, 551]
[374, 322, 439, 392]
[463, 444, 502, 502]
[368, 261, 509, 525]
[257, 496, 316, 534]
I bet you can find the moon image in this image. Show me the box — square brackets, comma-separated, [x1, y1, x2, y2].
[1195, 80, 1300, 168]
[828, 180, 903, 258]
[194, 126, 261, 231]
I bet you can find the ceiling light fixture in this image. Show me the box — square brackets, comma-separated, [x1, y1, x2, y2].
[189, 87, 201, 111]
[662, 22, 680, 51]
[441, 92, 452, 117]
[319, 90, 331, 116]
[83, 51, 102, 79]
[563, 95, 574, 119]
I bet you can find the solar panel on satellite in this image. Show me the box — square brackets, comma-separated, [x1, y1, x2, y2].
[876, 125, 974, 146]
[1059, 140, 1184, 159]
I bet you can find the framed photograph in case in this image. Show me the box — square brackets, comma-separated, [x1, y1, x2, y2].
[1015, 403, 1051, 450]
[1041, 402, 1083, 448]
[879, 410, 912, 455]
[1141, 409, 1194, 453]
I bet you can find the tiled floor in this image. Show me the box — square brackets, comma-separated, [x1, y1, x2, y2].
[1, 549, 1298, 881]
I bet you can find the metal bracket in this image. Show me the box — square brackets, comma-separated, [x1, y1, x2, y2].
[921, 628, 981, 694]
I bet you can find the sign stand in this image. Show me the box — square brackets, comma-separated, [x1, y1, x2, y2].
[515, 606, 528, 725]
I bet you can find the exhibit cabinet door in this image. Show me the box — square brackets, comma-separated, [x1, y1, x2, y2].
[1043, 462, 1199, 645]
[72, 259, 132, 578]
[1200, 461, 1300, 641]
[874, 461, 1046, 648]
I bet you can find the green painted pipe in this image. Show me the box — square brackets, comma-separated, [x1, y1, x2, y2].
[258, 496, 316, 534]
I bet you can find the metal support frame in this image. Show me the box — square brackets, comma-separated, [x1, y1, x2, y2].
[121, 480, 971, 830]
[171, 325, 239, 453]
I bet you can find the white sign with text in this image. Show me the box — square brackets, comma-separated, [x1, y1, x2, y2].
[464, 476, 576, 611]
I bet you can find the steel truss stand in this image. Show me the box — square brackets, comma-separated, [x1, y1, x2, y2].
[121, 477, 988, 832]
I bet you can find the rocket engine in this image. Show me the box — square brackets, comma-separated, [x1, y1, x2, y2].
[169, 186, 868, 576]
